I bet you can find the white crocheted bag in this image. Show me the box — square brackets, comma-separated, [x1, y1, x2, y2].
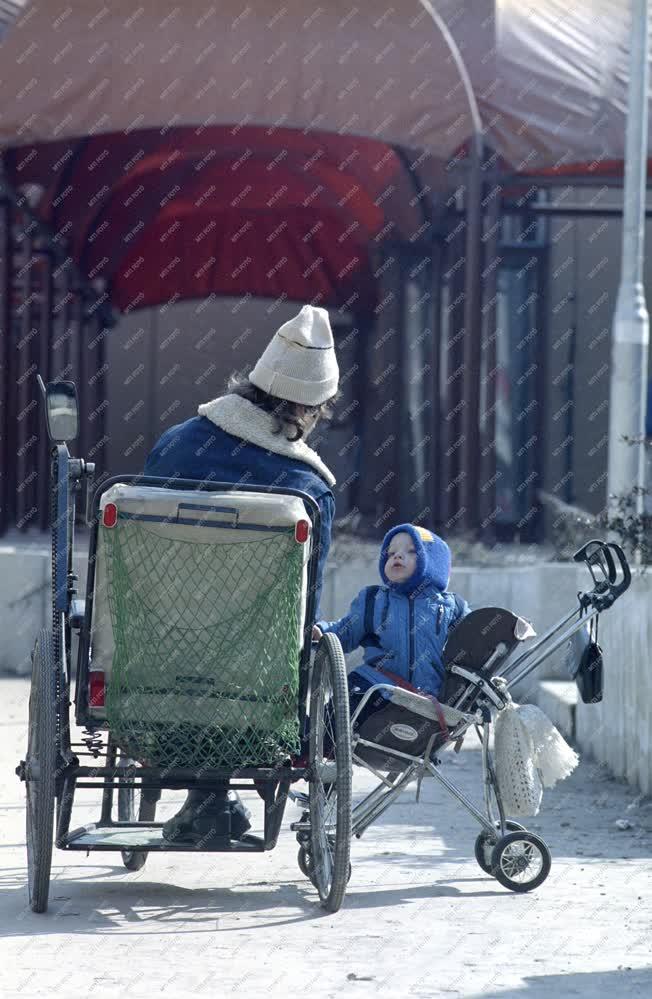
[494, 702, 542, 816]
[493, 702, 579, 817]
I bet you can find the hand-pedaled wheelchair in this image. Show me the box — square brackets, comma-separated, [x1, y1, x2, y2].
[17, 379, 353, 913]
[17, 379, 631, 912]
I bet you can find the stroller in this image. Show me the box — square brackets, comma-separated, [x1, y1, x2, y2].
[294, 538, 631, 893]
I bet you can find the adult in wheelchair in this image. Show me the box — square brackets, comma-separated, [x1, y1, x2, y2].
[17, 378, 352, 915]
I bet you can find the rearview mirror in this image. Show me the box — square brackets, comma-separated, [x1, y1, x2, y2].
[42, 380, 79, 443]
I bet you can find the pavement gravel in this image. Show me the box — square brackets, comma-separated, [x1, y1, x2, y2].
[1, 677, 651, 999]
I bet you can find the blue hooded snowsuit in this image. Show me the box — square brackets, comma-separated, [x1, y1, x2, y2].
[317, 524, 471, 697]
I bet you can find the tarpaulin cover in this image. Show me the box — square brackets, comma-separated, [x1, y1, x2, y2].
[0, 0, 649, 308]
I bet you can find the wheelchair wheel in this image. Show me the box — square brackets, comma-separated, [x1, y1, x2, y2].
[474, 820, 525, 875]
[117, 754, 157, 872]
[491, 831, 551, 892]
[308, 633, 352, 912]
[25, 630, 57, 913]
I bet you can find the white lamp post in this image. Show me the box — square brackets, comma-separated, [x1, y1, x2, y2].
[607, 0, 651, 547]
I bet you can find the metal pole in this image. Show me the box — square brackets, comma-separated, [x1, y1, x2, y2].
[479, 184, 500, 535]
[418, 1, 484, 534]
[0, 160, 11, 536]
[460, 132, 484, 533]
[607, 0, 650, 538]
[417, 1, 483, 137]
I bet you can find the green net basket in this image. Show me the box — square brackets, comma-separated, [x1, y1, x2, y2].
[101, 517, 304, 769]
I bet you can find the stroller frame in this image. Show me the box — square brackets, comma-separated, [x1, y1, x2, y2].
[341, 540, 631, 891]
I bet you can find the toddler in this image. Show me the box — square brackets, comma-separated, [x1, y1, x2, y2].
[313, 524, 471, 700]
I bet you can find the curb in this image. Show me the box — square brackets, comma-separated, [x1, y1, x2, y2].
[534, 679, 578, 742]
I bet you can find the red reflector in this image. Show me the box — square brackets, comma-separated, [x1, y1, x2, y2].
[89, 671, 105, 708]
[102, 502, 118, 528]
[295, 519, 310, 543]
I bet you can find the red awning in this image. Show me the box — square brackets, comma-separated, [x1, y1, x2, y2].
[4, 125, 433, 311]
[1, 0, 648, 309]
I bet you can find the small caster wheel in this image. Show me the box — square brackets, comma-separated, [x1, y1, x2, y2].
[474, 820, 525, 875]
[299, 845, 351, 885]
[298, 846, 315, 882]
[117, 756, 158, 873]
[491, 831, 551, 893]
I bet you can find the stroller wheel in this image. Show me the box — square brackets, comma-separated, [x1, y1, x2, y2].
[474, 820, 525, 875]
[490, 831, 551, 892]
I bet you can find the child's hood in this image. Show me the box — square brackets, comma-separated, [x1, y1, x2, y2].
[379, 523, 451, 595]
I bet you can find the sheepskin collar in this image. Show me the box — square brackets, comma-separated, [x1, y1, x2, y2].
[197, 394, 336, 487]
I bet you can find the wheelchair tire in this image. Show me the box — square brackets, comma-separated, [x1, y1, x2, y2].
[308, 633, 352, 913]
[491, 831, 551, 892]
[117, 754, 157, 872]
[474, 820, 526, 875]
[25, 630, 57, 913]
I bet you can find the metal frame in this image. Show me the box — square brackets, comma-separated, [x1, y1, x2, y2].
[2, 132, 643, 539]
[349, 695, 499, 841]
[0, 190, 11, 534]
[0, 161, 112, 535]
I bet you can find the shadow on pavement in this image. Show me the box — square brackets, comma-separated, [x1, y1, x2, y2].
[0, 860, 503, 936]
[0, 864, 319, 934]
[474, 967, 652, 998]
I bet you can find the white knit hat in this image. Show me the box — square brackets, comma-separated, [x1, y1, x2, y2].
[249, 305, 339, 405]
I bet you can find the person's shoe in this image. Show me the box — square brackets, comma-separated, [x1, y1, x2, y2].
[222, 790, 251, 839]
[162, 788, 224, 843]
[162, 789, 251, 844]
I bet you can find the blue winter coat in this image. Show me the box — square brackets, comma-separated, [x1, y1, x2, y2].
[143, 414, 335, 618]
[317, 584, 470, 697]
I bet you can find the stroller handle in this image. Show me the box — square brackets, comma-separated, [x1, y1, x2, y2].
[503, 541, 632, 690]
[572, 538, 632, 606]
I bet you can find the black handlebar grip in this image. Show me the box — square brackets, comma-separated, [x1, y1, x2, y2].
[606, 542, 632, 598]
[601, 544, 617, 584]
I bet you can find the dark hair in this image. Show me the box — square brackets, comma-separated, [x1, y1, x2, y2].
[227, 371, 339, 442]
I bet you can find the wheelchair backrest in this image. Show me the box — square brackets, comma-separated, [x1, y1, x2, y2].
[88, 484, 311, 769]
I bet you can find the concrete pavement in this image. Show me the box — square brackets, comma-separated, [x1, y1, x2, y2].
[1, 676, 651, 999]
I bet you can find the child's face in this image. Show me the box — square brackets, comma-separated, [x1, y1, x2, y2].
[385, 532, 417, 584]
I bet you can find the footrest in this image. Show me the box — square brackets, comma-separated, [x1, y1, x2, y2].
[62, 823, 265, 852]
